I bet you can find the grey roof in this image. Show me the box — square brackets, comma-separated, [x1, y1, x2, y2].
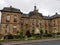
[21, 11, 43, 18]
[43, 16, 51, 20]
[1, 7, 22, 13]
[28, 11, 43, 17]
[21, 14, 29, 18]
[51, 13, 60, 19]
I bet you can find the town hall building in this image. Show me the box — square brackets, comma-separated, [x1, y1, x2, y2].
[0, 6, 60, 38]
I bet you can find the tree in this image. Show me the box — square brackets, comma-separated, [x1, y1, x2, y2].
[19, 30, 24, 39]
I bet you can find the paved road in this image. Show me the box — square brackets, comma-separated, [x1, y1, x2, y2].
[2, 39, 60, 45]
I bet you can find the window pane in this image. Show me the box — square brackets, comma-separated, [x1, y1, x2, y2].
[14, 16, 17, 22]
[32, 20, 34, 25]
[5, 25, 9, 33]
[6, 15, 10, 22]
[13, 26, 16, 33]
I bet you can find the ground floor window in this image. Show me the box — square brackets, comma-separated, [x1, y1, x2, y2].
[5, 25, 9, 33]
[13, 26, 17, 33]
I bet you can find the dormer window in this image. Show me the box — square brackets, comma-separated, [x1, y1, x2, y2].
[14, 15, 17, 22]
[6, 15, 10, 22]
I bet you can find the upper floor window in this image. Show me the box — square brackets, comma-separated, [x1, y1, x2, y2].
[40, 21, 42, 25]
[6, 15, 10, 22]
[25, 20, 28, 25]
[14, 15, 17, 22]
[5, 25, 9, 33]
[45, 21, 47, 26]
[32, 20, 34, 25]
[20, 21, 23, 25]
[36, 20, 38, 25]
[36, 20, 39, 27]
[13, 26, 16, 33]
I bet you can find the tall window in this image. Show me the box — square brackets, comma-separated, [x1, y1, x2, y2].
[32, 20, 34, 25]
[40, 21, 42, 28]
[14, 15, 17, 22]
[5, 25, 9, 33]
[36, 20, 38, 25]
[13, 26, 16, 33]
[36, 20, 39, 27]
[54, 20, 55, 26]
[25, 20, 28, 25]
[6, 15, 10, 22]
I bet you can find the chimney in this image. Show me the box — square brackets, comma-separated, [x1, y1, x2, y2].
[10, 6, 12, 9]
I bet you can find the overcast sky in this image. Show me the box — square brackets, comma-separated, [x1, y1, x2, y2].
[0, 0, 60, 21]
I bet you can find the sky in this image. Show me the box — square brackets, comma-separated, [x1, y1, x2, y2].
[0, 0, 60, 22]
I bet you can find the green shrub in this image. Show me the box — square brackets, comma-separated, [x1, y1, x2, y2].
[57, 33, 60, 35]
[26, 31, 31, 37]
[4, 33, 13, 39]
[43, 34, 52, 37]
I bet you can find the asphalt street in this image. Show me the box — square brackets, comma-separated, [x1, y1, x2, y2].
[2, 39, 60, 45]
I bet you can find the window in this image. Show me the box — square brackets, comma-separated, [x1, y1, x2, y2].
[6, 15, 10, 22]
[20, 21, 23, 25]
[13, 26, 16, 33]
[25, 20, 28, 25]
[14, 15, 17, 22]
[32, 20, 34, 25]
[54, 20, 55, 26]
[36, 20, 38, 25]
[36, 20, 39, 27]
[40, 22, 42, 25]
[32, 27, 34, 30]
[45, 21, 47, 26]
[5, 25, 9, 33]
[40, 21, 42, 28]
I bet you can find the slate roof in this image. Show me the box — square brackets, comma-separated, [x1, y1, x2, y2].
[21, 14, 29, 18]
[43, 16, 51, 20]
[0, 6, 22, 13]
[21, 11, 43, 18]
[28, 11, 43, 17]
[51, 13, 60, 19]
[0, 6, 60, 19]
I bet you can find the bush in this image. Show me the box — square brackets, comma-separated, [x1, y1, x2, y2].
[26, 31, 31, 37]
[43, 34, 52, 37]
[57, 33, 60, 35]
[17, 30, 24, 39]
[4, 33, 13, 39]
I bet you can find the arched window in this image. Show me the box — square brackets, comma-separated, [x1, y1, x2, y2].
[6, 15, 10, 22]
[14, 15, 17, 22]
